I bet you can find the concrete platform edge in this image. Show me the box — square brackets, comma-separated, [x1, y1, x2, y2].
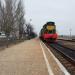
[40, 41, 70, 75]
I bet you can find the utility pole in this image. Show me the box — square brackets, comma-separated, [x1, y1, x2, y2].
[69, 28, 72, 39]
[30, 19, 32, 22]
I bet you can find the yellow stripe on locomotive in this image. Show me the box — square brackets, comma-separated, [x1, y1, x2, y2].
[47, 26, 55, 30]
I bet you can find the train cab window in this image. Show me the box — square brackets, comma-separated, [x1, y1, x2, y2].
[52, 30, 55, 33]
[0, 33, 1, 35]
[48, 29, 56, 34]
[48, 31, 52, 33]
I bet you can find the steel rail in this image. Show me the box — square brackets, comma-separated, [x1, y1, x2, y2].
[56, 42, 75, 51]
[58, 39, 75, 42]
[48, 43, 75, 64]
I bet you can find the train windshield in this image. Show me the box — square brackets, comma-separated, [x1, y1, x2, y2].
[47, 26, 55, 30]
[48, 29, 56, 34]
[46, 25, 56, 34]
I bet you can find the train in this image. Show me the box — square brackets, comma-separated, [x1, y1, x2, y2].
[39, 22, 58, 42]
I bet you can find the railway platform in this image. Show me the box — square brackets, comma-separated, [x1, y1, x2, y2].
[0, 38, 70, 75]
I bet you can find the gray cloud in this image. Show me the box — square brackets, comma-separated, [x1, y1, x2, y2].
[24, 0, 75, 35]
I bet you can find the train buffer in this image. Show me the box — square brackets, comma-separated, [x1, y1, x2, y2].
[0, 38, 70, 75]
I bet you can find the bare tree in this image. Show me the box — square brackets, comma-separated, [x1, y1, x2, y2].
[0, 0, 5, 31]
[0, 0, 36, 40]
[3, 0, 14, 36]
[15, 0, 25, 39]
[0, 0, 2, 31]
[26, 23, 37, 39]
[0, 0, 26, 39]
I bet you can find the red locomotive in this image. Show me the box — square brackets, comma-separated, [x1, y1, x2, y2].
[40, 22, 58, 42]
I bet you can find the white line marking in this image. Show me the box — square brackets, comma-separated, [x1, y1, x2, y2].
[40, 42, 54, 75]
[41, 41, 70, 75]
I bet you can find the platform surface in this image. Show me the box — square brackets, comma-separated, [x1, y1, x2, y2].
[0, 39, 49, 75]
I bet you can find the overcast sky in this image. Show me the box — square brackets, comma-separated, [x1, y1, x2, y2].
[23, 0, 75, 35]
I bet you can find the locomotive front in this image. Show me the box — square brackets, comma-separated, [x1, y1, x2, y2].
[40, 22, 58, 42]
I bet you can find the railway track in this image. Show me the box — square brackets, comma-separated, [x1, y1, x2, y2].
[50, 42, 75, 63]
[57, 40, 75, 50]
[58, 39, 75, 42]
[45, 42, 75, 74]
